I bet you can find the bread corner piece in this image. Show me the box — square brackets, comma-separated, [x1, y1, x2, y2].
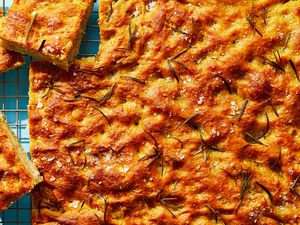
[0, 0, 94, 71]
[0, 8, 24, 73]
[0, 111, 42, 211]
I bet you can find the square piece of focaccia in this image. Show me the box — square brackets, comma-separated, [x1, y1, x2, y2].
[0, 8, 24, 73]
[0, 0, 94, 71]
[30, 0, 300, 224]
[0, 112, 42, 210]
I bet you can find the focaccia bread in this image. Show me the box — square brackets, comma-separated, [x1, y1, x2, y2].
[30, 0, 300, 224]
[0, 0, 94, 71]
[0, 111, 42, 210]
[0, 8, 24, 73]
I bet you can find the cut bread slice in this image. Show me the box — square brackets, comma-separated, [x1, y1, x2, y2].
[0, 0, 94, 71]
[0, 8, 24, 73]
[0, 111, 42, 210]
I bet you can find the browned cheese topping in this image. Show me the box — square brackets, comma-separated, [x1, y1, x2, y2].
[0, 0, 94, 70]
[30, 0, 300, 224]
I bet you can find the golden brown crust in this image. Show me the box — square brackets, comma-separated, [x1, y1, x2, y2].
[0, 0, 94, 71]
[0, 8, 24, 73]
[30, 0, 300, 224]
[0, 112, 41, 211]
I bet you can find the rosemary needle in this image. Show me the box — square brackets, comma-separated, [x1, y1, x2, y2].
[26, 11, 38, 41]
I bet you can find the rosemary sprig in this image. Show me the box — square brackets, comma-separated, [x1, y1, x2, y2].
[284, 33, 291, 49]
[289, 59, 299, 82]
[263, 56, 285, 72]
[106, 2, 113, 22]
[256, 181, 273, 203]
[290, 175, 300, 196]
[26, 11, 38, 41]
[205, 204, 219, 223]
[129, 23, 137, 49]
[237, 99, 249, 121]
[38, 39, 46, 51]
[92, 105, 111, 125]
[159, 193, 179, 218]
[167, 59, 179, 83]
[216, 75, 232, 94]
[120, 76, 146, 84]
[182, 112, 200, 126]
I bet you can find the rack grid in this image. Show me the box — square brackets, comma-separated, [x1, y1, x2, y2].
[0, 1, 100, 224]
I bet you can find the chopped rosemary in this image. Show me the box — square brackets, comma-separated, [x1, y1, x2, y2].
[205, 204, 219, 223]
[168, 135, 184, 149]
[289, 59, 299, 82]
[182, 112, 200, 126]
[103, 196, 108, 224]
[290, 175, 300, 196]
[139, 130, 160, 162]
[38, 39, 46, 51]
[171, 46, 191, 61]
[262, 8, 267, 25]
[159, 193, 179, 218]
[237, 99, 249, 121]
[284, 33, 291, 49]
[106, 2, 113, 21]
[120, 76, 146, 84]
[26, 11, 38, 41]
[270, 103, 279, 117]
[167, 59, 179, 83]
[92, 105, 111, 125]
[165, 19, 191, 37]
[273, 49, 282, 63]
[95, 196, 109, 225]
[256, 113, 270, 139]
[200, 132, 224, 152]
[238, 170, 252, 207]
[245, 132, 265, 145]
[263, 56, 285, 72]
[216, 75, 232, 94]
[256, 181, 273, 203]
[82, 151, 87, 171]
[271, 145, 281, 168]
[246, 13, 263, 36]
[65, 140, 84, 148]
[129, 23, 137, 49]
[100, 84, 116, 105]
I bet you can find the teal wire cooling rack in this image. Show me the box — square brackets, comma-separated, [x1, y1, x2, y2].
[0, 1, 100, 224]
